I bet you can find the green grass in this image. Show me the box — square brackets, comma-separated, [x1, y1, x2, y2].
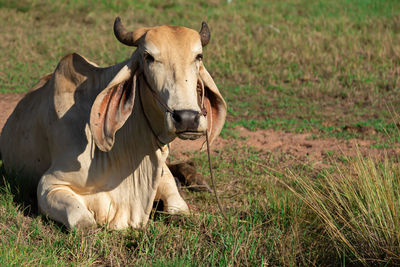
[2, 144, 399, 265]
[1, 0, 400, 265]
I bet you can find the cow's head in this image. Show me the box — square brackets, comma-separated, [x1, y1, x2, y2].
[90, 17, 226, 152]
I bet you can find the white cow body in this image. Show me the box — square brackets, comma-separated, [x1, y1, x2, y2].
[0, 19, 226, 229]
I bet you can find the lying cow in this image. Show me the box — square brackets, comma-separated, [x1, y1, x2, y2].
[0, 17, 226, 229]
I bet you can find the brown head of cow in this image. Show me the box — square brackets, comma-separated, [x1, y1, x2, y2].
[90, 17, 227, 151]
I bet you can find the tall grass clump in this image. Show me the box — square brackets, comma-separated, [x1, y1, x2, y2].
[286, 154, 400, 264]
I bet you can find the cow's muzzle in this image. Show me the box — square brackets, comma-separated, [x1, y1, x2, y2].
[173, 109, 205, 140]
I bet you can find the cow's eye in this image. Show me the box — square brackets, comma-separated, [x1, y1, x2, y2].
[196, 54, 203, 61]
[144, 52, 154, 63]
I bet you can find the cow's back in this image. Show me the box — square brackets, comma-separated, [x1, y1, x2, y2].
[0, 78, 53, 183]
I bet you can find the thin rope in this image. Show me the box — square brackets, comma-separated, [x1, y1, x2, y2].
[199, 76, 227, 221]
[205, 130, 228, 221]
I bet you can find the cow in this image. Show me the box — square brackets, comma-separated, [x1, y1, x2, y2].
[0, 17, 226, 229]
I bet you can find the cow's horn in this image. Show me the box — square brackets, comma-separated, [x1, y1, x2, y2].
[199, 22, 210, 47]
[114, 17, 136, 47]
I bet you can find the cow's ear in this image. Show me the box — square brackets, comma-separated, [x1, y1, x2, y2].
[90, 66, 137, 152]
[199, 63, 227, 146]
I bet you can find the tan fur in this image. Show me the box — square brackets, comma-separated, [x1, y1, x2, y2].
[0, 23, 226, 229]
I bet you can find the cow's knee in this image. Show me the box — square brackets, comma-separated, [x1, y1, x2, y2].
[157, 167, 189, 214]
[37, 174, 96, 229]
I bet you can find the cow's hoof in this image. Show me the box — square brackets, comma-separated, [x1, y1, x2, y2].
[164, 197, 189, 215]
[67, 212, 96, 230]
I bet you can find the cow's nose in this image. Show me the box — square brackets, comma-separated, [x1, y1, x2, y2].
[172, 109, 200, 132]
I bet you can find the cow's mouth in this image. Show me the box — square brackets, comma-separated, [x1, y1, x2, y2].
[176, 131, 205, 140]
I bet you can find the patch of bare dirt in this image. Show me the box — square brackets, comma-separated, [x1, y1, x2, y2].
[170, 126, 399, 163]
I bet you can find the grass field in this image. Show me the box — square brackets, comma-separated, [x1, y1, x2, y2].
[0, 0, 400, 265]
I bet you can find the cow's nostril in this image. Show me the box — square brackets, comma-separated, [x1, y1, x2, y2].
[172, 111, 182, 123]
[172, 109, 200, 131]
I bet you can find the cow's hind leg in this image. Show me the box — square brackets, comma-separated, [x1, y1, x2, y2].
[37, 173, 96, 229]
[156, 165, 189, 214]
[168, 161, 212, 192]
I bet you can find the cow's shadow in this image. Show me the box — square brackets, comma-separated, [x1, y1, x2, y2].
[0, 163, 40, 216]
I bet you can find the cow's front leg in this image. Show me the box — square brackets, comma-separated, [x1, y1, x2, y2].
[155, 165, 189, 214]
[37, 173, 96, 229]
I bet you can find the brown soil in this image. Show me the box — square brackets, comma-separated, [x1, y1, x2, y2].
[1, 93, 398, 163]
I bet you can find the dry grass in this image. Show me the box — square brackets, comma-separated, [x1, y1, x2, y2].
[284, 153, 400, 264]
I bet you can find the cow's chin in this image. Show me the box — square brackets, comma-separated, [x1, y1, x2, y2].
[176, 131, 205, 140]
